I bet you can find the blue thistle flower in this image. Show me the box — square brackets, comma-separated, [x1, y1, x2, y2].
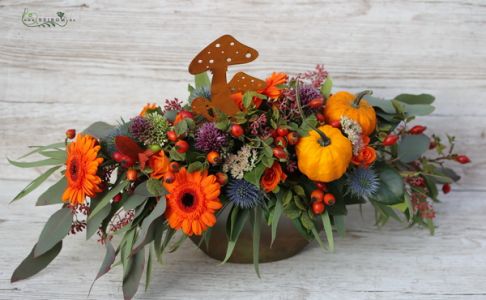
[226, 179, 263, 209]
[346, 167, 380, 200]
[103, 121, 133, 155]
[189, 86, 211, 103]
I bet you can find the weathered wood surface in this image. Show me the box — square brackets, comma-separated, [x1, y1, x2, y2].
[0, 0, 485, 299]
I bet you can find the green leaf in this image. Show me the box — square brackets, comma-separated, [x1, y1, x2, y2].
[145, 246, 154, 291]
[11, 241, 62, 283]
[333, 215, 346, 238]
[222, 207, 250, 263]
[8, 158, 61, 169]
[195, 72, 210, 89]
[123, 194, 147, 210]
[311, 227, 326, 251]
[34, 207, 72, 257]
[398, 134, 430, 163]
[123, 246, 145, 300]
[11, 165, 61, 203]
[243, 163, 266, 187]
[300, 213, 314, 230]
[174, 119, 188, 136]
[38, 150, 66, 162]
[19, 142, 65, 159]
[96, 241, 116, 280]
[89, 181, 129, 220]
[394, 94, 435, 105]
[320, 77, 333, 98]
[270, 195, 284, 247]
[132, 199, 166, 253]
[391, 100, 435, 116]
[322, 211, 334, 252]
[252, 206, 262, 278]
[242, 91, 253, 109]
[86, 196, 112, 239]
[36, 177, 66, 206]
[364, 95, 396, 114]
[82, 121, 115, 139]
[371, 164, 405, 205]
[187, 161, 204, 173]
[145, 178, 167, 197]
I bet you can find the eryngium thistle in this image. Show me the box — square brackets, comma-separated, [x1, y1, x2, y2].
[195, 122, 227, 152]
[226, 179, 263, 209]
[189, 86, 211, 103]
[347, 167, 380, 200]
[143, 112, 170, 146]
[299, 85, 321, 106]
[103, 121, 133, 155]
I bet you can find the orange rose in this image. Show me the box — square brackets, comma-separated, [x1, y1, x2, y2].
[362, 135, 370, 145]
[260, 162, 287, 193]
[149, 151, 170, 179]
[352, 146, 377, 167]
[139, 103, 158, 116]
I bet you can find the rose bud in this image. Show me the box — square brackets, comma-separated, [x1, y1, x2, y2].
[65, 129, 76, 139]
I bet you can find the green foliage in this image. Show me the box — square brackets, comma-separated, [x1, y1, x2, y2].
[11, 241, 62, 283]
[36, 177, 66, 206]
[34, 207, 72, 257]
[320, 77, 333, 99]
[82, 121, 115, 139]
[11, 165, 61, 203]
[222, 206, 250, 263]
[398, 134, 430, 163]
[370, 164, 405, 205]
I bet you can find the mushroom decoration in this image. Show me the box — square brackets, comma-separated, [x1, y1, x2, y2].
[188, 35, 259, 120]
[228, 72, 266, 94]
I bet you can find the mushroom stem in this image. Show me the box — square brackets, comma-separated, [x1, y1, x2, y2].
[210, 67, 239, 115]
[352, 90, 373, 107]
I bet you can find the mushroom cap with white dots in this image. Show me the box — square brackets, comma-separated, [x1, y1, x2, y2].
[188, 35, 259, 75]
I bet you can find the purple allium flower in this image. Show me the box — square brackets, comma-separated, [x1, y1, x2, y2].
[195, 122, 227, 152]
[129, 116, 152, 143]
[299, 85, 321, 106]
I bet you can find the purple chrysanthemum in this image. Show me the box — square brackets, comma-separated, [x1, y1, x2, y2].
[195, 122, 227, 152]
[299, 85, 321, 106]
[130, 116, 152, 143]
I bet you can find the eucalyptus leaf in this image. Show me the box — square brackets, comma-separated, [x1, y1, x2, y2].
[398, 134, 430, 163]
[320, 77, 333, 98]
[86, 198, 112, 239]
[123, 194, 147, 210]
[195, 72, 210, 89]
[36, 177, 66, 206]
[8, 158, 61, 169]
[82, 121, 115, 139]
[19, 142, 65, 159]
[322, 211, 334, 252]
[123, 246, 145, 300]
[270, 195, 284, 247]
[38, 150, 66, 162]
[34, 207, 72, 257]
[371, 164, 405, 205]
[333, 215, 346, 238]
[132, 199, 167, 253]
[394, 94, 435, 105]
[89, 181, 129, 219]
[145, 178, 167, 197]
[11, 241, 62, 283]
[11, 165, 61, 203]
[252, 207, 262, 278]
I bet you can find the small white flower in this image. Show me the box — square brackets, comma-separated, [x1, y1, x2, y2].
[222, 145, 258, 179]
[340, 116, 364, 156]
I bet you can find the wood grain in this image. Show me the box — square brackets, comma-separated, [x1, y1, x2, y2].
[0, 0, 485, 299]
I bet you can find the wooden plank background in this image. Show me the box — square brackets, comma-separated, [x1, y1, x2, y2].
[0, 0, 485, 299]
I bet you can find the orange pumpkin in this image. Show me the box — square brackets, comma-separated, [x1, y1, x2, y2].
[324, 91, 376, 136]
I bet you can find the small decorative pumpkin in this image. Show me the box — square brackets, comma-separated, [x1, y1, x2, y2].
[324, 91, 376, 136]
[296, 125, 352, 182]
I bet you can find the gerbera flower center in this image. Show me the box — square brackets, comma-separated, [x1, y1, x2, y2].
[181, 192, 195, 208]
[69, 158, 80, 181]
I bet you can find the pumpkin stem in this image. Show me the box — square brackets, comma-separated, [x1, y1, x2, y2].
[353, 90, 373, 107]
[294, 81, 331, 146]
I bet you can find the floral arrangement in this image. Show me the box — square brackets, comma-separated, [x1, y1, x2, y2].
[9, 35, 470, 299]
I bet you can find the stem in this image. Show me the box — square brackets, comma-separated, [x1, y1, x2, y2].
[353, 90, 373, 107]
[295, 81, 330, 146]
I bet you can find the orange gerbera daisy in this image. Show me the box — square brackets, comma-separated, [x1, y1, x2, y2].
[139, 103, 158, 116]
[62, 134, 104, 205]
[164, 168, 222, 236]
[261, 72, 288, 99]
